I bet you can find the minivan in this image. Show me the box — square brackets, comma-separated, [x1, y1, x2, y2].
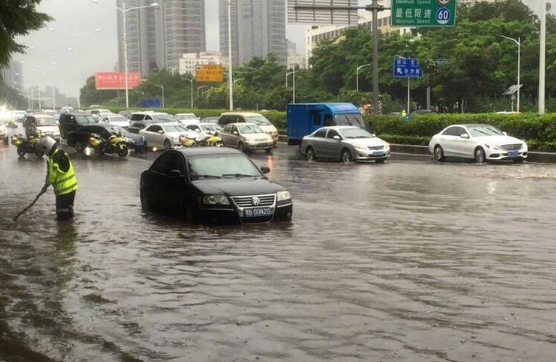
[218, 112, 279, 145]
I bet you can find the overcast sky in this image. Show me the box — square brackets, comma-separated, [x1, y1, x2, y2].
[14, 0, 540, 98]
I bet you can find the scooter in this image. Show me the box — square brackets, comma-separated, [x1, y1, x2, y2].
[179, 135, 198, 147]
[11, 133, 44, 157]
[198, 134, 223, 147]
[89, 134, 129, 157]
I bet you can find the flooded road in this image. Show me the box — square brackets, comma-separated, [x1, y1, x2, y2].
[1, 143, 556, 362]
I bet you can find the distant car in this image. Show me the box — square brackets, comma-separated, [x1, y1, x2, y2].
[67, 123, 133, 152]
[184, 123, 223, 136]
[58, 112, 100, 139]
[10, 110, 27, 121]
[219, 123, 274, 154]
[200, 116, 219, 124]
[102, 115, 130, 128]
[24, 114, 60, 140]
[175, 113, 199, 125]
[119, 110, 139, 120]
[300, 126, 390, 163]
[218, 112, 279, 145]
[0, 122, 8, 143]
[139, 123, 200, 150]
[139, 147, 293, 223]
[428, 124, 528, 163]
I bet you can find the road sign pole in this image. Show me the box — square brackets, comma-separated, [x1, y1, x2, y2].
[539, 2, 546, 115]
[372, 0, 379, 114]
[407, 77, 410, 114]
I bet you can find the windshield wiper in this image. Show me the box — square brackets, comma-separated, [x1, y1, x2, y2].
[222, 173, 257, 178]
[195, 175, 222, 179]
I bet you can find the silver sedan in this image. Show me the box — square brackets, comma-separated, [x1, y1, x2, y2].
[299, 126, 390, 163]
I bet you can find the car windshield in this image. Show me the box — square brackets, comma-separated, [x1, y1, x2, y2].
[467, 125, 504, 137]
[335, 114, 365, 127]
[188, 154, 261, 180]
[162, 125, 187, 133]
[238, 124, 263, 134]
[245, 116, 271, 126]
[75, 115, 99, 124]
[105, 125, 123, 135]
[152, 115, 175, 122]
[339, 127, 373, 139]
[36, 116, 56, 126]
[109, 116, 127, 123]
[178, 114, 196, 120]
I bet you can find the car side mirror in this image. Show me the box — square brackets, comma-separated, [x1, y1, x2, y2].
[261, 166, 271, 174]
[158, 130, 164, 134]
[333, 135, 341, 140]
[503, 131, 507, 136]
[460, 134, 470, 139]
[233, 131, 238, 135]
[168, 169, 182, 177]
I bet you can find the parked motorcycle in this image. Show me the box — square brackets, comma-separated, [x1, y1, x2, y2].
[89, 133, 130, 157]
[198, 134, 223, 147]
[11, 133, 44, 157]
[179, 134, 198, 147]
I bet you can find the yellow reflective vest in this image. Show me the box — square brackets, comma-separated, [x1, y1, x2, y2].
[47, 149, 78, 196]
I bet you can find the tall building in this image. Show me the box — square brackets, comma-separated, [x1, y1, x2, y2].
[219, 0, 287, 67]
[1, 60, 23, 91]
[116, 0, 206, 76]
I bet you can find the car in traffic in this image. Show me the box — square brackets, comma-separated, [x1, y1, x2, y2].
[219, 123, 274, 154]
[175, 113, 199, 125]
[140, 147, 293, 223]
[58, 112, 100, 139]
[300, 126, 390, 163]
[102, 115, 130, 128]
[429, 124, 528, 163]
[127, 114, 176, 134]
[0, 121, 8, 143]
[184, 123, 223, 136]
[66, 123, 134, 153]
[24, 114, 60, 140]
[218, 112, 279, 146]
[139, 123, 200, 150]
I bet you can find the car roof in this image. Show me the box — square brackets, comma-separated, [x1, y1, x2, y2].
[143, 122, 181, 127]
[175, 147, 244, 157]
[448, 124, 491, 128]
[225, 122, 258, 127]
[220, 112, 262, 117]
[315, 126, 362, 131]
[27, 113, 53, 118]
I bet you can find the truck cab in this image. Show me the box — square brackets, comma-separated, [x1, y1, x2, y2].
[287, 103, 365, 145]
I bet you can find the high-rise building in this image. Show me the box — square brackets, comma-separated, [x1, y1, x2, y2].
[219, 0, 286, 67]
[116, 0, 206, 76]
[1, 60, 23, 91]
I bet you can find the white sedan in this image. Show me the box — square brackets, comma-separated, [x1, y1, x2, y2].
[139, 123, 201, 150]
[429, 124, 528, 163]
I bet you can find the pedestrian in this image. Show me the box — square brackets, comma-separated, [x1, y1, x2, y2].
[37, 137, 78, 221]
[401, 109, 406, 118]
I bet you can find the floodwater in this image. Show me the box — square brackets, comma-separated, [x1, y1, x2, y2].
[1, 142, 556, 362]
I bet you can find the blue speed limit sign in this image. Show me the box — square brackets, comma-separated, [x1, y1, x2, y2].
[436, 8, 451, 25]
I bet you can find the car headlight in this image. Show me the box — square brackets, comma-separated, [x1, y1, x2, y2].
[354, 144, 367, 151]
[277, 191, 291, 202]
[203, 195, 230, 205]
[384, 143, 390, 150]
[485, 144, 501, 150]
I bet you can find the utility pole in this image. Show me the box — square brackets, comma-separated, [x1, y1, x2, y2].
[539, 1, 547, 114]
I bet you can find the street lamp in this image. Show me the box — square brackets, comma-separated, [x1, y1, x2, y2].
[498, 35, 521, 113]
[183, 78, 194, 109]
[356, 63, 371, 91]
[539, 1, 548, 114]
[100, 1, 159, 109]
[154, 84, 164, 108]
[198, 86, 209, 97]
[227, 0, 234, 110]
[286, 69, 296, 103]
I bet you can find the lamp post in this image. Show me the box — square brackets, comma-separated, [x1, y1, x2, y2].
[227, 0, 234, 110]
[539, 1, 548, 114]
[105, 1, 159, 109]
[356, 63, 371, 92]
[499, 35, 521, 113]
[198, 86, 209, 97]
[183, 78, 194, 109]
[154, 84, 164, 108]
[286, 69, 296, 103]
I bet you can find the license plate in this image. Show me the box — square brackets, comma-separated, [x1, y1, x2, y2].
[373, 151, 384, 156]
[257, 143, 270, 148]
[508, 151, 518, 157]
[244, 207, 272, 217]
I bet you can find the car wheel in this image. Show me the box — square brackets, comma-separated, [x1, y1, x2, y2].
[305, 146, 316, 161]
[340, 148, 352, 164]
[434, 145, 445, 162]
[376, 159, 386, 163]
[474, 147, 486, 164]
[237, 142, 245, 152]
[265, 148, 272, 155]
[164, 139, 171, 151]
[75, 141, 84, 153]
[140, 187, 152, 212]
[142, 140, 148, 152]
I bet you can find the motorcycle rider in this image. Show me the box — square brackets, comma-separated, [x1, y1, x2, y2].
[23, 115, 39, 139]
[37, 137, 78, 221]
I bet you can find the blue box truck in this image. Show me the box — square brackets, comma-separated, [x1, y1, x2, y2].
[286, 103, 365, 145]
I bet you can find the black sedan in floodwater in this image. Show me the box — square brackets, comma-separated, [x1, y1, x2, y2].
[140, 148, 293, 223]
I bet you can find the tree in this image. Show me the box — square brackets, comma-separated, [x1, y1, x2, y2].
[0, 0, 51, 67]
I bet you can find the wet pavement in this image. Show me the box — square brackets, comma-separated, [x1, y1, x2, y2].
[1, 141, 556, 362]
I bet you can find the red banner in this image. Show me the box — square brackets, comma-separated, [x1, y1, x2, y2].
[95, 72, 141, 90]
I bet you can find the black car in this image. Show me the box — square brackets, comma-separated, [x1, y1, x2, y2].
[67, 123, 135, 152]
[140, 148, 293, 224]
[58, 112, 99, 140]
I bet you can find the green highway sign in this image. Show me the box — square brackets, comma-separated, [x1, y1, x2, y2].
[392, 0, 457, 28]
